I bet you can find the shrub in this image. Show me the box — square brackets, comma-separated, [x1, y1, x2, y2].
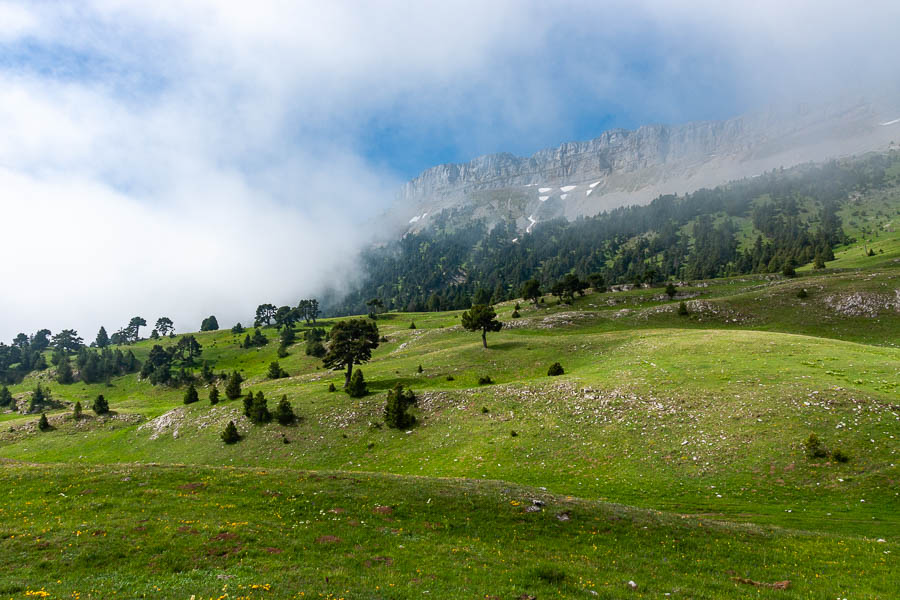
[328, 382, 336, 392]
[510, 430, 518, 437]
[183, 383, 199, 404]
[231, 323, 245, 335]
[535, 566, 566, 585]
[677, 301, 689, 316]
[57, 357, 74, 384]
[221, 421, 241, 444]
[200, 361, 215, 383]
[409, 322, 416, 329]
[274, 395, 296, 425]
[92, 394, 109, 415]
[209, 385, 220, 405]
[665, 282, 677, 298]
[547, 362, 564, 376]
[797, 288, 808, 299]
[417, 364, 423, 373]
[38, 412, 50, 431]
[478, 375, 493, 385]
[804, 433, 828, 458]
[782, 264, 796, 278]
[481, 406, 489, 414]
[277, 344, 289, 358]
[511, 309, 521, 318]
[72, 401, 82, 420]
[384, 384, 417, 429]
[446, 375, 455, 381]
[832, 448, 850, 463]
[347, 369, 367, 398]
[225, 371, 243, 400]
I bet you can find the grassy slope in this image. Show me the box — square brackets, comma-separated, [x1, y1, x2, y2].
[1, 271, 898, 595]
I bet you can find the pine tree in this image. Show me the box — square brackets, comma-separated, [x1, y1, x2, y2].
[57, 356, 74, 384]
[209, 385, 220, 405]
[221, 421, 241, 444]
[38, 412, 50, 431]
[92, 394, 109, 415]
[95, 326, 110, 348]
[29, 383, 46, 413]
[461, 304, 503, 348]
[384, 384, 417, 429]
[183, 383, 199, 404]
[665, 283, 677, 298]
[547, 362, 564, 376]
[243, 390, 254, 417]
[346, 369, 367, 398]
[274, 395, 296, 425]
[225, 371, 243, 400]
[267, 361, 287, 379]
[678, 301, 689, 316]
[248, 391, 271, 424]
[0, 386, 12, 408]
[73, 401, 83, 419]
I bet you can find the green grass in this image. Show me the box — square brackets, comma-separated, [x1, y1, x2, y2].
[1, 264, 898, 598]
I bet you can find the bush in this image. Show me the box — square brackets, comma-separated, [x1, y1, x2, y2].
[797, 288, 808, 299]
[665, 282, 677, 298]
[478, 375, 493, 385]
[38, 412, 50, 431]
[804, 433, 828, 458]
[510, 430, 518, 437]
[832, 448, 850, 463]
[446, 375, 455, 381]
[72, 401, 82, 420]
[274, 395, 296, 425]
[417, 364, 423, 373]
[535, 567, 566, 585]
[183, 383, 199, 404]
[511, 310, 520, 318]
[482, 406, 489, 414]
[277, 344, 289, 358]
[0, 385, 12, 407]
[231, 322, 245, 335]
[782, 264, 796, 278]
[384, 384, 417, 429]
[409, 322, 416, 329]
[221, 421, 241, 444]
[347, 369, 367, 398]
[677, 301, 689, 316]
[209, 385, 220, 405]
[92, 394, 109, 415]
[547, 362, 564, 376]
[328, 382, 336, 392]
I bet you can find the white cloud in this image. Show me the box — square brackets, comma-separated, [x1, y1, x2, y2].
[0, 0, 898, 340]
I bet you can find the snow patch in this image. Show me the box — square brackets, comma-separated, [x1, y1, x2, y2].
[511, 237, 518, 243]
[560, 193, 568, 200]
[881, 118, 900, 126]
[526, 214, 538, 234]
[589, 181, 600, 188]
[560, 185, 576, 192]
[538, 187, 552, 193]
[539, 195, 549, 202]
[586, 189, 593, 196]
[408, 215, 420, 224]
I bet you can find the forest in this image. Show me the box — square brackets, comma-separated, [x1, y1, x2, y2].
[332, 152, 898, 314]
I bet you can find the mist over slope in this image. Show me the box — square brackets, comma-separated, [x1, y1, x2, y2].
[382, 98, 900, 235]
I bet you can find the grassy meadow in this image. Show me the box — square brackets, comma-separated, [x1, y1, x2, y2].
[1, 248, 898, 597]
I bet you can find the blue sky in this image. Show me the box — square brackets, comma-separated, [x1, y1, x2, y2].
[1, 0, 898, 339]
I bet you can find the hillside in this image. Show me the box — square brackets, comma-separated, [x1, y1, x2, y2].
[335, 150, 900, 316]
[0, 261, 897, 598]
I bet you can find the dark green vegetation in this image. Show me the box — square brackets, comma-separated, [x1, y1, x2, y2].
[335, 151, 900, 315]
[0, 153, 898, 598]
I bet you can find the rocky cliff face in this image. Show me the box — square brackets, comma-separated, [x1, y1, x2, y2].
[384, 98, 899, 235]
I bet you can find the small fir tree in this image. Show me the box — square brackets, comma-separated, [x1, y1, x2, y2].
[0, 385, 12, 408]
[183, 383, 199, 404]
[92, 394, 109, 415]
[547, 362, 564, 376]
[267, 360, 288, 379]
[221, 421, 241, 444]
[665, 283, 677, 298]
[38, 412, 50, 431]
[72, 401, 83, 420]
[57, 356, 74, 384]
[209, 385, 220, 405]
[678, 301, 689, 316]
[274, 395, 296, 425]
[346, 369, 367, 398]
[248, 391, 271, 424]
[243, 390, 254, 417]
[384, 384, 417, 429]
[225, 371, 243, 400]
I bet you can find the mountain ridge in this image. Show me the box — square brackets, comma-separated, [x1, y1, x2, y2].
[384, 98, 900, 234]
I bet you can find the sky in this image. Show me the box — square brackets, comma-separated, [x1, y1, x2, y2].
[1, 0, 899, 341]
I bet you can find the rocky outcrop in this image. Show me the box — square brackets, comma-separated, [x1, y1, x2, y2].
[385, 98, 899, 234]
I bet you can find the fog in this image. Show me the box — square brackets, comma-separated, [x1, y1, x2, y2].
[1, 0, 898, 341]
